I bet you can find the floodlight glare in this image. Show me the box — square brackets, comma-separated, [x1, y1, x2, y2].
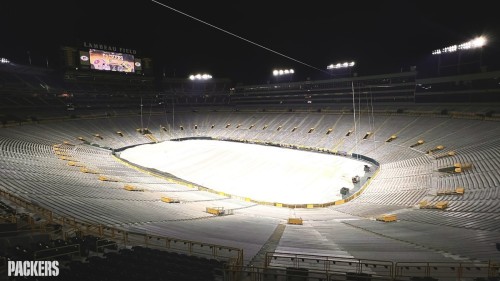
[273, 68, 294, 76]
[432, 36, 487, 55]
[472, 36, 486, 47]
[189, 73, 212, 80]
[0, 58, 10, 64]
[327, 61, 356, 70]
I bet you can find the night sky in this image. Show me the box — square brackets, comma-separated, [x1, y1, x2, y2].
[2, 0, 500, 84]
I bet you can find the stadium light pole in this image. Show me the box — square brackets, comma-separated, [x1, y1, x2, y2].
[189, 73, 212, 80]
[327, 61, 355, 78]
[272, 68, 294, 82]
[432, 36, 487, 75]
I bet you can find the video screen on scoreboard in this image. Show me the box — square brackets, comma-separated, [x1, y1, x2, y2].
[89, 49, 135, 73]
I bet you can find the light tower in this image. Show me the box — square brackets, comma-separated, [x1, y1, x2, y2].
[327, 61, 355, 78]
[432, 36, 487, 75]
[272, 68, 294, 82]
[189, 73, 212, 80]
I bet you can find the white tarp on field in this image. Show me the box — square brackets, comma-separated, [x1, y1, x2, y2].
[121, 140, 365, 204]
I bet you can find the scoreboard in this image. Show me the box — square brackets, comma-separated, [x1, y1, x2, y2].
[61, 42, 143, 74]
[60, 42, 150, 75]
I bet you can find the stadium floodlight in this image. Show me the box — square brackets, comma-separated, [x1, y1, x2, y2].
[0, 58, 10, 64]
[432, 36, 487, 55]
[273, 69, 294, 76]
[327, 61, 355, 70]
[189, 73, 212, 80]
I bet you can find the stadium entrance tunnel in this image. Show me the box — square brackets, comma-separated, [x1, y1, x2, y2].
[116, 137, 379, 208]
